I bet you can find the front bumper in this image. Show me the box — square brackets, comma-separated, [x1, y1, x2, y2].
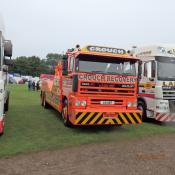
[71, 109, 142, 125]
[155, 112, 175, 122]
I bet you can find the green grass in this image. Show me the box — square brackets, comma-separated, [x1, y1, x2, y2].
[0, 85, 175, 157]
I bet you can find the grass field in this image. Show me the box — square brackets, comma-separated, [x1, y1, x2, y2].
[0, 85, 175, 158]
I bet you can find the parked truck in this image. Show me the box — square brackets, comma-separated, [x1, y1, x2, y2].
[132, 45, 175, 122]
[0, 28, 13, 134]
[41, 45, 142, 126]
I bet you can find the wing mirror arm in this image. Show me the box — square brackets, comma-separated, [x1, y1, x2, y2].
[149, 77, 154, 81]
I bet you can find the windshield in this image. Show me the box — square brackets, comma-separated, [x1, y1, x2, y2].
[156, 56, 175, 81]
[0, 34, 1, 60]
[77, 57, 136, 76]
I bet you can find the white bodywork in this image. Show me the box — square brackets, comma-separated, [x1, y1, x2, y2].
[0, 31, 5, 123]
[0, 30, 11, 133]
[132, 45, 175, 122]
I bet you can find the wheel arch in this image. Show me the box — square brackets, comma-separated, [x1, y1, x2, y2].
[138, 97, 147, 109]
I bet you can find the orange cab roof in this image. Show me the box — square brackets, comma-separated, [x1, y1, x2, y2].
[67, 45, 138, 60]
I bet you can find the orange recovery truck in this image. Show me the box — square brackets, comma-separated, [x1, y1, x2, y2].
[41, 45, 142, 126]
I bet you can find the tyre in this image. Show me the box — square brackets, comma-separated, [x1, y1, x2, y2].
[61, 99, 72, 127]
[4, 96, 9, 112]
[138, 100, 147, 121]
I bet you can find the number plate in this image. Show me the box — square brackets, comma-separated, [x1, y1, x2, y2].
[100, 101, 115, 105]
[103, 112, 118, 118]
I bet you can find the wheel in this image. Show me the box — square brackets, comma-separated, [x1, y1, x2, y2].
[61, 99, 72, 127]
[138, 100, 147, 121]
[4, 96, 9, 112]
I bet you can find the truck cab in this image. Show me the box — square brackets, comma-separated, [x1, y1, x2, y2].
[41, 45, 142, 126]
[133, 45, 175, 122]
[0, 30, 12, 134]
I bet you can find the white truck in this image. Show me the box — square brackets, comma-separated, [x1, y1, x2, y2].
[132, 45, 175, 122]
[0, 29, 12, 134]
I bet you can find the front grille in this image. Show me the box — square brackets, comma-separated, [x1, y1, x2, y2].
[79, 82, 135, 97]
[163, 91, 175, 100]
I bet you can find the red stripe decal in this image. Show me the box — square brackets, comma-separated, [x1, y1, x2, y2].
[156, 113, 166, 121]
[161, 115, 169, 122]
[170, 115, 175, 121]
[156, 113, 160, 117]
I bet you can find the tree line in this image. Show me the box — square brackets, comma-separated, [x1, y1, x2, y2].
[9, 53, 64, 77]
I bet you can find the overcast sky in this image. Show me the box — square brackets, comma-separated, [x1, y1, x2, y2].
[0, 0, 175, 58]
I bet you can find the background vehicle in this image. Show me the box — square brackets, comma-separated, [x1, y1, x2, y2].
[0, 27, 13, 134]
[41, 45, 142, 126]
[132, 45, 175, 122]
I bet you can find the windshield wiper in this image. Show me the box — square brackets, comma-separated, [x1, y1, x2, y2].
[91, 71, 105, 73]
[123, 73, 135, 76]
[105, 72, 122, 75]
[91, 71, 127, 76]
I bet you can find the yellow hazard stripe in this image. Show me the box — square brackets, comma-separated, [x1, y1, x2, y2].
[75, 112, 86, 124]
[82, 112, 94, 125]
[97, 117, 105, 124]
[105, 119, 111, 125]
[75, 112, 142, 125]
[106, 118, 115, 125]
[110, 119, 115, 124]
[114, 117, 122, 125]
[133, 113, 142, 124]
[89, 112, 102, 124]
[126, 113, 136, 124]
[119, 113, 129, 124]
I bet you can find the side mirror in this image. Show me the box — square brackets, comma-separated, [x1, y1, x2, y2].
[62, 69, 68, 76]
[4, 40, 13, 57]
[4, 58, 13, 66]
[138, 61, 142, 79]
[2, 65, 8, 72]
[149, 77, 154, 81]
[62, 56, 68, 75]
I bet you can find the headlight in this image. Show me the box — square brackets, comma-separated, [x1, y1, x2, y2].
[75, 100, 81, 106]
[81, 101, 87, 107]
[127, 102, 132, 107]
[127, 101, 137, 107]
[75, 100, 87, 107]
[132, 101, 137, 107]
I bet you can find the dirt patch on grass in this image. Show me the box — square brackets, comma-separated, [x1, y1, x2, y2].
[0, 133, 175, 175]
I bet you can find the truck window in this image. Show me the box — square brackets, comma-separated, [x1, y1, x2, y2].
[156, 56, 175, 81]
[77, 56, 137, 76]
[151, 61, 156, 78]
[144, 62, 147, 77]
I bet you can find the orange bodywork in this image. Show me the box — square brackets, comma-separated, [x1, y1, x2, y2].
[41, 46, 142, 126]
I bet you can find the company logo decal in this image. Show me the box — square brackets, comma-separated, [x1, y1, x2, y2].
[163, 81, 175, 87]
[87, 46, 126, 55]
[78, 74, 136, 83]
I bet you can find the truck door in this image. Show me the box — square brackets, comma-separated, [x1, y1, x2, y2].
[141, 60, 156, 116]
